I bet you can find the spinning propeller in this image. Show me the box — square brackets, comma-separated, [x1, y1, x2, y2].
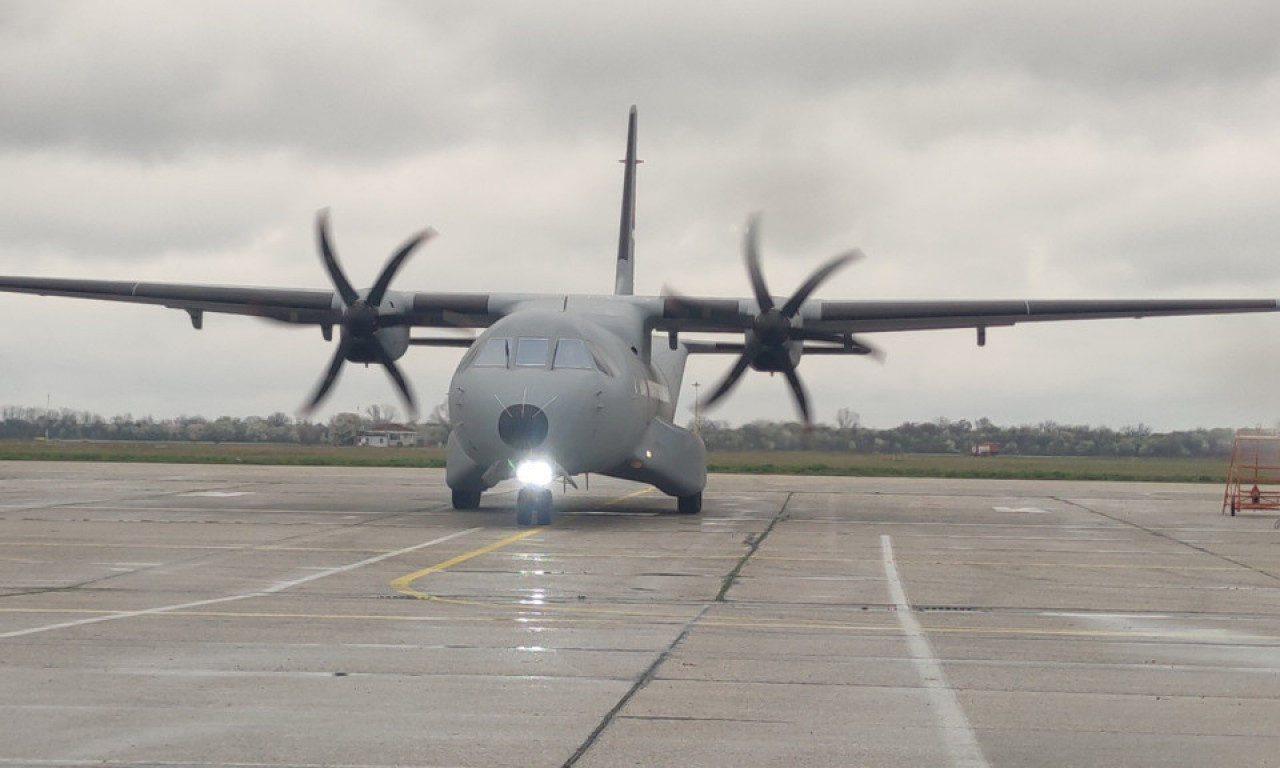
[300, 210, 435, 420]
[669, 215, 876, 426]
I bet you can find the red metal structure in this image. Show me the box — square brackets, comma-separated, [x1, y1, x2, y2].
[1222, 429, 1280, 516]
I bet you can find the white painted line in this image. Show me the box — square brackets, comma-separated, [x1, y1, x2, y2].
[0, 528, 481, 640]
[0, 593, 260, 640]
[263, 527, 479, 593]
[179, 491, 254, 497]
[881, 534, 989, 768]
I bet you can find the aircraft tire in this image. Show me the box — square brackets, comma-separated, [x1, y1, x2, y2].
[452, 488, 482, 510]
[677, 492, 702, 514]
[516, 488, 534, 526]
[535, 489, 553, 526]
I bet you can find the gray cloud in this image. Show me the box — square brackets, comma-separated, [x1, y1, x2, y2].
[3, 0, 1280, 429]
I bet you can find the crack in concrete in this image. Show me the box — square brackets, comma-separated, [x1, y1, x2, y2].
[716, 491, 791, 602]
[1055, 495, 1280, 584]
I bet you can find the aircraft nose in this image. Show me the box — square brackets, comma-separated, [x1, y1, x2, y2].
[498, 404, 549, 450]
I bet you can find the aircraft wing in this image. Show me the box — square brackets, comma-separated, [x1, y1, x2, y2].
[5, 277, 1275, 334]
[0, 277, 499, 328]
[813, 298, 1280, 333]
[660, 297, 1280, 334]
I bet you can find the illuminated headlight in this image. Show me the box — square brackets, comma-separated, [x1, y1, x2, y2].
[516, 459, 554, 487]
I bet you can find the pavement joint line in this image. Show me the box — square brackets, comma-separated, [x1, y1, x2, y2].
[716, 491, 790, 601]
[1055, 496, 1280, 584]
[881, 534, 990, 768]
[8, 602, 1279, 639]
[561, 603, 712, 768]
[0, 528, 481, 640]
[0, 760, 425, 768]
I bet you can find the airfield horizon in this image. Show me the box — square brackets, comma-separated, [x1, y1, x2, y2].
[0, 440, 1230, 484]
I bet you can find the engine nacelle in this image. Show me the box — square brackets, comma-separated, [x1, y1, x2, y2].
[748, 338, 803, 373]
[344, 324, 410, 363]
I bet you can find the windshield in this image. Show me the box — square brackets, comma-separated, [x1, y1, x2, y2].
[471, 337, 510, 367]
[515, 337, 550, 367]
[553, 338, 595, 370]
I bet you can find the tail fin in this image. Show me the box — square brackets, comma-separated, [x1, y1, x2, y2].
[615, 106, 639, 296]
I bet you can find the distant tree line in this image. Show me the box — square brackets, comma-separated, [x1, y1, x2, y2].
[0, 404, 452, 447]
[3, 403, 1252, 457]
[694, 414, 1241, 458]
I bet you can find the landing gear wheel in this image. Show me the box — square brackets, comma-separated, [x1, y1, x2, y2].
[452, 488, 482, 510]
[677, 492, 702, 514]
[535, 489, 553, 526]
[516, 488, 534, 526]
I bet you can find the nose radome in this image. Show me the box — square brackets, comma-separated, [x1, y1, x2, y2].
[498, 404, 549, 450]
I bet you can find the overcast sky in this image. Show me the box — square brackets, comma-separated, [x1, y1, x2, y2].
[3, 0, 1280, 430]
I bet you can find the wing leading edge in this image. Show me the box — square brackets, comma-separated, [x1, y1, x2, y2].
[0, 276, 500, 329]
[3, 276, 1276, 334]
[816, 298, 1280, 332]
[660, 296, 1280, 335]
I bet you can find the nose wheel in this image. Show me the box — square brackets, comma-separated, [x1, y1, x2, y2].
[516, 487, 553, 526]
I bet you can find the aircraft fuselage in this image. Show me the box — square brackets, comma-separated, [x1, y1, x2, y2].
[445, 299, 705, 509]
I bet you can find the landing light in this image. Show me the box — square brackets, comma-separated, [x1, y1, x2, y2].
[516, 459, 554, 487]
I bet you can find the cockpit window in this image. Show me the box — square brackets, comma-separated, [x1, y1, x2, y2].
[552, 338, 595, 370]
[515, 337, 550, 367]
[472, 337, 510, 367]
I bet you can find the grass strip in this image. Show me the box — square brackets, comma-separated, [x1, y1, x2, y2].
[0, 441, 1229, 483]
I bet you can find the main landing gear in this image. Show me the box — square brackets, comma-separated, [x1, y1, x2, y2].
[677, 492, 702, 514]
[516, 487, 553, 527]
[452, 488, 482, 510]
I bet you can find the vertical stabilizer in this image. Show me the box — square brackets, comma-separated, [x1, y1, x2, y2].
[615, 106, 638, 296]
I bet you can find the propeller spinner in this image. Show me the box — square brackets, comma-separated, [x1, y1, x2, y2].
[670, 214, 875, 426]
[300, 210, 435, 420]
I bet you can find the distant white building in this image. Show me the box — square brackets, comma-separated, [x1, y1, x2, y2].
[357, 424, 419, 448]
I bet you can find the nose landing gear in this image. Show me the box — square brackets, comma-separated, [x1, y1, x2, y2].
[516, 487, 553, 526]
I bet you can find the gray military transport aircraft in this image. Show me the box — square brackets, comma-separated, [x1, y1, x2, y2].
[2, 107, 1279, 525]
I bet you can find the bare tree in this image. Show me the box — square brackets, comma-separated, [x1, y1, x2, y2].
[427, 401, 452, 428]
[364, 403, 400, 425]
[836, 408, 860, 430]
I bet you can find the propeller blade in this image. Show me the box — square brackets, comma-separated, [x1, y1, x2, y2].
[779, 248, 862, 318]
[780, 358, 812, 426]
[300, 335, 353, 416]
[317, 210, 359, 306]
[368, 228, 435, 307]
[703, 338, 761, 408]
[744, 214, 774, 313]
[671, 212, 872, 424]
[371, 341, 420, 420]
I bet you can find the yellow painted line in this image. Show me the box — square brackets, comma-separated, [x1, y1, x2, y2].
[391, 528, 544, 599]
[388, 487, 656, 606]
[603, 487, 655, 506]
